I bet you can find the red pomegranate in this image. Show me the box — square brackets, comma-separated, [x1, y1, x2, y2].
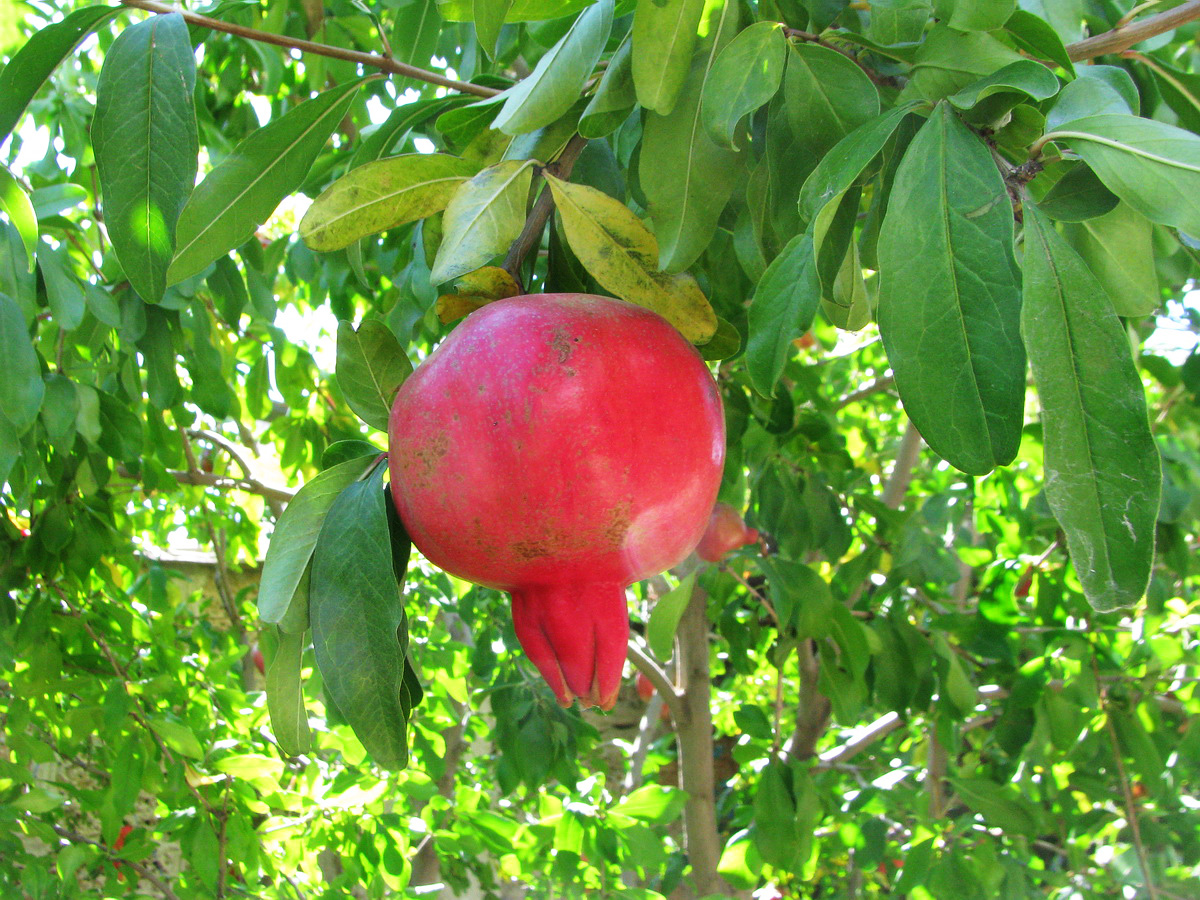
[695, 502, 759, 562]
[388, 294, 724, 709]
[636, 671, 655, 701]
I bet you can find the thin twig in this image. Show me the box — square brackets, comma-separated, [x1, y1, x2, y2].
[116, 464, 296, 504]
[1065, 0, 1200, 61]
[47, 822, 181, 900]
[502, 134, 589, 288]
[1092, 652, 1160, 900]
[627, 642, 684, 723]
[836, 375, 895, 409]
[119, 0, 500, 98]
[723, 566, 782, 630]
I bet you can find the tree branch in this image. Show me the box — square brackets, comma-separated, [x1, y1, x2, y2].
[119, 0, 500, 98]
[881, 419, 922, 511]
[502, 133, 589, 289]
[1065, 0, 1200, 62]
[627, 642, 684, 724]
[117, 465, 296, 505]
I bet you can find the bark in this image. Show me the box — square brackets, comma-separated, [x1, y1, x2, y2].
[674, 587, 729, 898]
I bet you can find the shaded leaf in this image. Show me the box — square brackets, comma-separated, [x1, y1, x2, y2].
[266, 627, 312, 756]
[1021, 203, 1160, 611]
[300, 153, 478, 252]
[907, 25, 1022, 101]
[169, 77, 370, 282]
[258, 453, 379, 624]
[1045, 65, 1137, 130]
[1047, 113, 1200, 238]
[783, 42, 880, 160]
[1037, 164, 1118, 222]
[311, 465, 413, 770]
[0, 292, 43, 433]
[1062, 202, 1159, 317]
[335, 319, 413, 431]
[746, 228, 818, 397]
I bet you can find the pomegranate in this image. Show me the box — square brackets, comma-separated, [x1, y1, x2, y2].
[695, 502, 759, 562]
[388, 294, 724, 709]
[636, 671, 655, 701]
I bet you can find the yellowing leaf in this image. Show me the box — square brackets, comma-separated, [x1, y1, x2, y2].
[300, 153, 478, 252]
[435, 265, 521, 323]
[430, 159, 533, 284]
[543, 173, 716, 343]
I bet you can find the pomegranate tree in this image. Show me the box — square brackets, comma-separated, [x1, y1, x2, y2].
[388, 294, 724, 709]
[695, 502, 760, 562]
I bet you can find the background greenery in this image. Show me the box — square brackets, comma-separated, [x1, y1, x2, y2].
[2, 0, 1200, 897]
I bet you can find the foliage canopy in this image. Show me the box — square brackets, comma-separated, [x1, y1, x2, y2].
[2, 0, 1200, 897]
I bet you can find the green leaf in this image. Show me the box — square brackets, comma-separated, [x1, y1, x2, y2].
[893, 838, 935, 893]
[1021, 203, 1160, 611]
[38, 243, 85, 331]
[147, 716, 204, 760]
[93, 12, 198, 304]
[798, 103, 916, 222]
[97, 389, 144, 463]
[907, 25, 1022, 101]
[169, 77, 371, 283]
[430, 159, 534, 284]
[746, 228, 819, 397]
[646, 572, 696, 661]
[335, 319, 413, 431]
[544, 173, 717, 343]
[266, 628, 311, 756]
[139, 305, 180, 410]
[939, 0, 1014, 32]
[300, 153, 478, 252]
[783, 42, 880, 161]
[0, 4, 122, 147]
[579, 33, 635, 139]
[753, 761, 798, 868]
[40, 374, 79, 450]
[1003, 9, 1076, 77]
[13, 786, 67, 813]
[32, 183, 89, 220]
[612, 784, 688, 824]
[311, 465, 413, 770]
[947, 59, 1060, 119]
[950, 777, 1041, 835]
[491, 0, 613, 135]
[0, 165, 36, 272]
[1062, 203, 1159, 317]
[323, 439, 381, 470]
[1045, 114, 1200, 239]
[1045, 66, 1137, 130]
[701, 22, 786, 150]
[877, 103, 1025, 475]
[632, 0, 706, 115]
[438, 0, 589, 21]
[258, 452, 379, 624]
[1036, 164, 1118, 222]
[475, 0, 513, 59]
[391, 0, 443, 89]
[0, 292, 43, 433]
[1141, 55, 1200, 134]
[643, 55, 741, 271]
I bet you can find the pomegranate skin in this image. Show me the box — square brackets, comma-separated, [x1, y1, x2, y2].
[695, 502, 759, 562]
[388, 294, 725, 709]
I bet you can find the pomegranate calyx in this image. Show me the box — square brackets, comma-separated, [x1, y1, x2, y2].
[510, 582, 628, 710]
